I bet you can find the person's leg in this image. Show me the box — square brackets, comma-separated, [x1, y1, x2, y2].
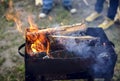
[39, 0, 53, 18]
[62, 0, 72, 8]
[95, 0, 105, 13]
[85, 0, 105, 22]
[62, 0, 77, 13]
[107, 0, 119, 20]
[98, 0, 119, 29]
[42, 0, 53, 11]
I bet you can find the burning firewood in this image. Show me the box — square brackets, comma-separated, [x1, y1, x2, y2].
[50, 35, 97, 40]
[26, 31, 50, 57]
[49, 35, 99, 54]
[25, 23, 100, 59]
[26, 23, 86, 36]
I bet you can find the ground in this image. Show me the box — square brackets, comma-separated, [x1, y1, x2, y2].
[0, 0, 120, 81]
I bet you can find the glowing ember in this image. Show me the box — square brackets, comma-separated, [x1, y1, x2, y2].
[29, 32, 50, 55]
[30, 36, 50, 54]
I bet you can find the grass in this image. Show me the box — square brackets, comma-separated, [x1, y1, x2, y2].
[0, 64, 25, 81]
[0, 56, 6, 66]
[0, 1, 25, 80]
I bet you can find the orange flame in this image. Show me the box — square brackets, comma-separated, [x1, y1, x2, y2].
[28, 16, 38, 31]
[26, 17, 50, 56]
[5, 0, 50, 56]
[5, 0, 23, 33]
[30, 33, 50, 54]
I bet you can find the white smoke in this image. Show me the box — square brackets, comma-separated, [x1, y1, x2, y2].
[56, 37, 94, 58]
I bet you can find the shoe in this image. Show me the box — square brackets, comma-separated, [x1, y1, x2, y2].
[64, 6, 77, 14]
[39, 13, 47, 18]
[85, 11, 100, 22]
[39, 9, 50, 18]
[98, 18, 114, 30]
[70, 8, 77, 14]
[35, 0, 43, 6]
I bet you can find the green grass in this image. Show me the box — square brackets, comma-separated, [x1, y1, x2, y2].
[0, 64, 25, 81]
[0, 56, 6, 66]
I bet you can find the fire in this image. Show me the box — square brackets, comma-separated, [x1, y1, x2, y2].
[28, 16, 38, 31]
[5, 0, 50, 56]
[30, 33, 50, 54]
[26, 17, 50, 56]
[5, 0, 23, 33]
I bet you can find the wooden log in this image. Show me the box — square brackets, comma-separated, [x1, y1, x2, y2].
[49, 35, 99, 52]
[25, 23, 96, 57]
[50, 35, 97, 40]
[26, 23, 86, 36]
[26, 34, 99, 58]
[27, 34, 99, 58]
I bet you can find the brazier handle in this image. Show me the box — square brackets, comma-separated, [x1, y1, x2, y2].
[18, 43, 25, 57]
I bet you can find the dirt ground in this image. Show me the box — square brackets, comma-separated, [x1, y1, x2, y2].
[0, 0, 120, 81]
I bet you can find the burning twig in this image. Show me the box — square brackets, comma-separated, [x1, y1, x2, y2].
[50, 35, 97, 40]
